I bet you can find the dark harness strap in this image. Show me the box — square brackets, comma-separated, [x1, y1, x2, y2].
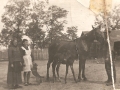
[75, 40, 80, 60]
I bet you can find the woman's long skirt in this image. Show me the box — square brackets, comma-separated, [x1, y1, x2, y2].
[7, 61, 22, 85]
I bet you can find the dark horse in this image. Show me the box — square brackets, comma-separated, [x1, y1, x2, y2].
[46, 25, 105, 83]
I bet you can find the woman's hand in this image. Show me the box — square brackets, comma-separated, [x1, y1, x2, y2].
[32, 61, 35, 64]
[23, 63, 26, 67]
[11, 64, 14, 67]
[20, 62, 22, 66]
[30, 64, 33, 69]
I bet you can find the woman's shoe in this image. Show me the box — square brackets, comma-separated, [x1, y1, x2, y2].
[9, 86, 15, 89]
[27, 82, 32, 85]
[10, 86, 17, 89]
[24, 83, 28, 86]
[9, 85, 15, 89]
[15, 85, 22, 88]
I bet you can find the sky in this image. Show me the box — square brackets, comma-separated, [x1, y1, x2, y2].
[0, 0, 120, 36]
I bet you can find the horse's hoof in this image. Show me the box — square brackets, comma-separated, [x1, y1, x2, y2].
[37, 82, 41, 85]
[77, 78, 82, 82]
[83, 78, 87, 81]
[46, 78, 50, 82]
[40, 76, 44, 78]
[78, 76, 82, 82]
[40, 80, 42, 83]
[53, 80, 55, 83]
[78, 80, 81, 82]
[58, 79, 61, 82]
[74, 79, 77, 83]
[53, 79, 55, 83]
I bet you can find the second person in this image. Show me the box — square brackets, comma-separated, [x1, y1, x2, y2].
[21, 39, 34, 86]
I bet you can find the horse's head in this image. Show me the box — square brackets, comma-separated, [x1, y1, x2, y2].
[85, 25, 105, 45]
[74, 25, 105, 54]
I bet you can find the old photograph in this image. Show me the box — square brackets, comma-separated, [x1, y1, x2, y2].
[0, 0, 120, 90]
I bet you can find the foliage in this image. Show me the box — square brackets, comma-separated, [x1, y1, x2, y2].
[45, 5, 68, 42]
[25, 1, 46, 48]
[1, 0, 31, 46]
[0, 0, 77, 48]
[66, 26, 78, 40]
[94, 4, 120, 31]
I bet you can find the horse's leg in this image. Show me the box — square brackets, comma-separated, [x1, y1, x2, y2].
[56, 63, 61, 82]
[78, 59, 82, 82]
[65, 64, 69, 84]
[52, 61, 57, 83]
[82, 59, 87, 81]
[70, 64, 77, 83]
[47, 60, 51, 81]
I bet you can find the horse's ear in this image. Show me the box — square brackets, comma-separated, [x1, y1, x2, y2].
[92, 25, 94, 29]
[96, 25, 101, 32]
[98, 25, 101, 29]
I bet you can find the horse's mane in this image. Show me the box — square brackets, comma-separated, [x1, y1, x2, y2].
[50, 26, 102, 45]
[51, 39, 76, 44]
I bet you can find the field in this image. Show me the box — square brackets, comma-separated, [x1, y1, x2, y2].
[0, 59, 120, 90]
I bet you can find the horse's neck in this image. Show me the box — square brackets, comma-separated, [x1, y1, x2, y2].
[80, 38, 91, 52]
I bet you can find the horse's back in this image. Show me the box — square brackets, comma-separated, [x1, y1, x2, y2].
[48, 40, 77, 61]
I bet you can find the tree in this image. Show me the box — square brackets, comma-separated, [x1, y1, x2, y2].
[66, 26, 78, 40]
[94, 5, 120, 31]
[25, 1, 46, 49]
[45, 5, 68, 42]
[0, 28, 11, 46]
[1, 0, 69, 47]
[26, 19, 45, 49]
[1, 0, 47, 47]
[1, 0, 31, 46]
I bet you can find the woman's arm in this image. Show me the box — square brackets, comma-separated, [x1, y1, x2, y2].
[31, 50, 34, 62]
[20, 47, 25, 64]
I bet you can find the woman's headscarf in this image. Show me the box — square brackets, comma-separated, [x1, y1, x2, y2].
[9, 38, 18, 47]
[22, 39, 28, 46]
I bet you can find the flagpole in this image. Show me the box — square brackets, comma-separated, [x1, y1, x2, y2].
[104, 0, 115, 90]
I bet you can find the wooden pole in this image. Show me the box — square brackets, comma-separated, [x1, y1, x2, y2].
[104, 0, 115, 89]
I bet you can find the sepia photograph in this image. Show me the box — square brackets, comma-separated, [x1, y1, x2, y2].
[0, 0, 120, 90]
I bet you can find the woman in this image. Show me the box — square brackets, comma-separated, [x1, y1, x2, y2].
[7, 38, 23, 89]
[21, 39, 34, 86]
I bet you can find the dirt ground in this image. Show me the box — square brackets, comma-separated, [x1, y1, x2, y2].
[0, 59, 120, 90]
